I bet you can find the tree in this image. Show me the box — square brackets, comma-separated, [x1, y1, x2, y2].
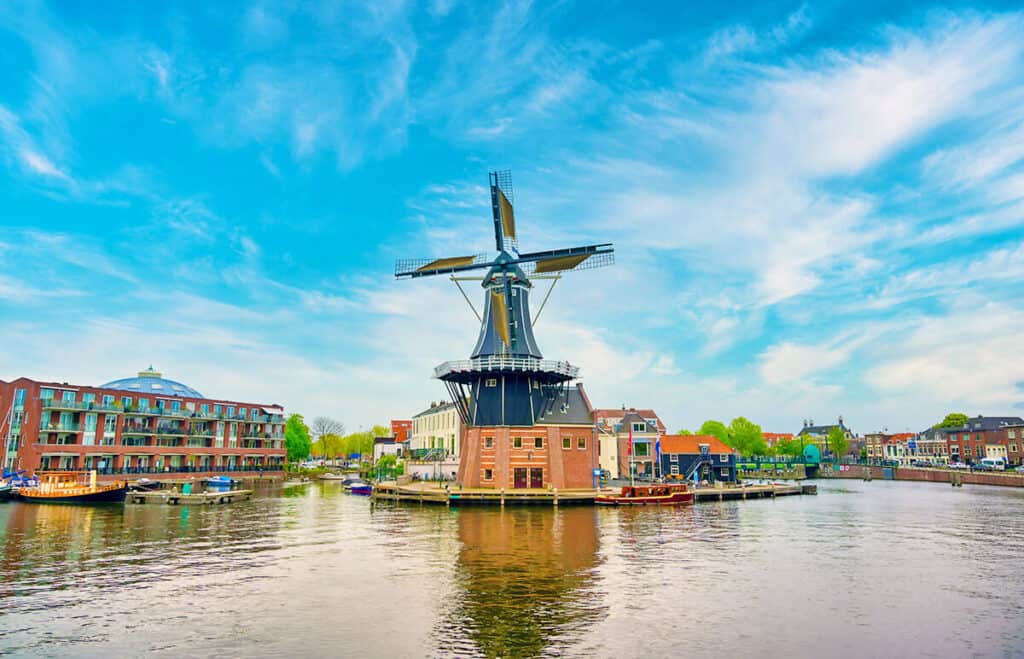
[311, 417, 346, 442]
[698, 420, 729, 445]
[676, 429, 694, 435]
[285, 414, 312, 463]
[827, 426, 848, 459]
[729, 417, 767, 456]
[770, 436, 806, 457]
[935, 413, 969, 429]
[335, 424, 391, 462]
[312, 433, 344, 460]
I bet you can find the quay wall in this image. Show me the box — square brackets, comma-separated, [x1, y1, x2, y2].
[820, 465, 1024, 488]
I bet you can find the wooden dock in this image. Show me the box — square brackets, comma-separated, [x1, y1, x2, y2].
[693, 482, 816, 501]
[371, 481, 816, 507]
[128, 489, 253, 505]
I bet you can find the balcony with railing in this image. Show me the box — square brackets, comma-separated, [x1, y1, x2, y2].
[122, 424, 155, 435]
[42, 399, 122, 413]
[156, 425, 187, 436]
[39, 422, 80, 432]
[36, 435, 79, 445]
[155, 408, 192, 419]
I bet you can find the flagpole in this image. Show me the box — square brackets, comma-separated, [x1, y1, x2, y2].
[629, 424, 634, 487]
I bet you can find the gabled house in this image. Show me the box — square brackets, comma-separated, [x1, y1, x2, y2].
[659, 434, 737, 483]
[595, 408, 665, 480]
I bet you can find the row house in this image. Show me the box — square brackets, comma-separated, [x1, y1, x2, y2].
[0, 368, 286, 476]
[944, 416, 1024, 465]
[594, 407, 667, 479]
[410, 401, 463, 459]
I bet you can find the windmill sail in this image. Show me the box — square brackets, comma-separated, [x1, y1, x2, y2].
[395, 254, 491, 278]
[497, 188, 516, 240]
[490, 290, 511, 348]
[533, 253, 590, 273]
[418, 256, 478, 272]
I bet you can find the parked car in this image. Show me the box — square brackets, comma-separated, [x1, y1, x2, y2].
[948, 462, 969, 470]
[1014, 466, 1024, 473]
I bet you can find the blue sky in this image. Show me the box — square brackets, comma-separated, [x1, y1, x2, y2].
[1, 0, 1022, 435]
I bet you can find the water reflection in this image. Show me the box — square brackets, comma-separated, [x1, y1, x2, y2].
[437, 507, 606, 658]
[1, 482, 1023, 657]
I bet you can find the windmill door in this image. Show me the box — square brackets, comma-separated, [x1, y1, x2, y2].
[513, 468, 527, 489]
[530, 468, 543, 488]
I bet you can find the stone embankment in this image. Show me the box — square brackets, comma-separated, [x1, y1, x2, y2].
[820, 465, 1024, 487]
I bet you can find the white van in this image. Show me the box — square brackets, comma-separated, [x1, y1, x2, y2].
[978, 457, 1006, 471]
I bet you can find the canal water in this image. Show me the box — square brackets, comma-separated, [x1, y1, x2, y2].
[1, 480, 1022, 658]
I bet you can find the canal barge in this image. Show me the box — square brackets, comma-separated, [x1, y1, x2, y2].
[18, 471, 128, 504]
[595, 483, 695, 506]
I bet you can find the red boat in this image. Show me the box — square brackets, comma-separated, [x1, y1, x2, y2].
[595, 482, 694, 506]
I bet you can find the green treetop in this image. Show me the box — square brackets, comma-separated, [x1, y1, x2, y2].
[285, 413, 312, 462]
[728, 416, 767, 456]
[698, 420, 729, 444]
[827, 426, 849, 458]
[934, 412, 969, 429]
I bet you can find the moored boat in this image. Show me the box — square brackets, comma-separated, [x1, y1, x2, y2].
[19, 471, 127, 504]
[129, 478, 162, 492]
[348, 481, 372, 496]
[0, 481, 14, 501]
[204, 476, 237, 486]
[595, 482, 694, 506]
[319, 473, 345, 480]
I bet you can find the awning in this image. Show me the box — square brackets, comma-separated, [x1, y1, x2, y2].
[261, 406, 283, 415]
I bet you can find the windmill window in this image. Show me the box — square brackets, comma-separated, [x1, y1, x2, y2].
[534, 381, 540, 390]
[484, 469, 493, 480]
[562, 437, 571, 449]
[534, 437, 543, 449]
[577, 437, 587, 449]
[485, 437, 493, 448]
[485, 379, 497, 387]
[513, 437, 523, 449]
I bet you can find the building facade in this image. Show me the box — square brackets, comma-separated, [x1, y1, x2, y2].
[0, 368, 286, 476]
[659, 434, 737, 483]
[410, 401, 463, 459]
[797, 417, 854, 456]
[593, 407, 667, 480]
[457, 384, 599, 490]
[390, 419, 412, 444]
[998, 424, 1024, 465]
[944, 416, 1024, 465]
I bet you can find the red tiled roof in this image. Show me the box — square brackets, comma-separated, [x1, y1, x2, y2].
[661, 434, 736, 455]
[592, 408, 667, 432]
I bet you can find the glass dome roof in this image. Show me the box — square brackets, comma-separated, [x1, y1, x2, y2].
[100, 367, 205, 399]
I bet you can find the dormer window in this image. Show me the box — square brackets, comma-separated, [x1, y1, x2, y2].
[632, 422, 646, 433]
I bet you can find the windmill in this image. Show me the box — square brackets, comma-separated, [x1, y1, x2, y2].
[396, 171, 614, 428]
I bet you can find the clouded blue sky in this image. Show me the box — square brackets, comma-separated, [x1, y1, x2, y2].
[1, 0, 1022, 434]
